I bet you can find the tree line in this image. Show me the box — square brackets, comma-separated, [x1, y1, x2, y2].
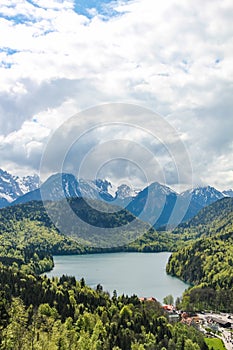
[0, 263, 208, 349]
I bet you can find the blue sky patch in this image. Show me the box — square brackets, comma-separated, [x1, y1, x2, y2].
[0, 13, 37, 25]
[0, 48, 18, 56]
[26, 0, 42, 9]
[74, 0, 125, 19]
[0, 61, 13, 69]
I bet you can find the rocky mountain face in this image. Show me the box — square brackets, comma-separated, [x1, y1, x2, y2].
[122, 183, 233, 229]
[1, 168, 232, 229]
[180, 186, 225, 207]
[223, 189, 233, 197]
[126, 182, 178, 229]
[12, 173, 138, 207]
[0, 169, 39, 208]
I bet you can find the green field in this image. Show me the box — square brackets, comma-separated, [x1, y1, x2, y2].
[205, 338, 226, 350]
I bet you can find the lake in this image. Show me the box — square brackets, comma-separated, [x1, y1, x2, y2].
[46, 252, 189, 302]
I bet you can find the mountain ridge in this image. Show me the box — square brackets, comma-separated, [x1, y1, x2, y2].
[0, 168, 39, 208]
[1, 168, 233, 229]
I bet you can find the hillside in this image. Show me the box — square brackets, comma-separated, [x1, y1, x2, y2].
[0, 263, 208, 350]
[0, 198, 186, 274]
[0, 219, 84, 274]
[167, 231, 233, 288]
[166, 197, 233, 311]
[172, 197, 233, 238]
[0, 198, 151, 249]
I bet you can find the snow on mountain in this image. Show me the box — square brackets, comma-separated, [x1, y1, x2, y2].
[78, 179, 139, 203]
[11, 173, 142, 206]
[0, 168, 39, 207]
[180, 185, 224, 207]
[2, 167, 232, 229]
[148, 182, 177, 196]
[78, 179, 116, 201]
[116, 184, 140, 199]
[78, 179, 101, 200]
[223, 189, 233, 197]
[39, 173, 81, 201]
[126, 183, 230, 228]
[16, 174, 40, 194]
[94, 179, 114, 201]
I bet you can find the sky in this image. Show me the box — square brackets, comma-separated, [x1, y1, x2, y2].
[0, 0, 232, 191]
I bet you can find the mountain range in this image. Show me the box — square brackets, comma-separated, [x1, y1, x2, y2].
[7, 172, 140, 208]
[0, 168, 232, 229]
[0, 168, 39, 208]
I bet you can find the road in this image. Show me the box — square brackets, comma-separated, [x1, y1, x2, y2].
[197, 312, 233, 350]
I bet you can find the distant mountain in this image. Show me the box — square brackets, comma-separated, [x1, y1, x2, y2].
[126, 184, 233, 229]
[13, 174, 111, 205]
[3, 168, 233, 229]
[14, 174, 187, 229]
[39, 173, 81, 201]
[126, 182, 179, 229]
[0, 168, 39, 208]
[223, 189, 233, 197]
[12, 173, 139, 207]
[13, 176, 199, 229]
[180, 185, 225, 207]
[94, 179, 114, 201]
[116, 184, 140, 199]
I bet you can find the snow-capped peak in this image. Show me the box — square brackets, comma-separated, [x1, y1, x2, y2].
[0, 168, 40, 207]
[180, 185, 224, 207]
[223, 189, 233, 198]
[115, 184, 139, 199]
[148, 182, 177, 196]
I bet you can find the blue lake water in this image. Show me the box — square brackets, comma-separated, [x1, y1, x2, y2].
[46, 252, 189, 302]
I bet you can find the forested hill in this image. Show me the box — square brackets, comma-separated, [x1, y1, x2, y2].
[0, 199, 209, 348]
[0, 199, 185, 275]
[167, 197, 233, 312]
[167, 230, 233, 288]
[0, 198, 147, 273]
[0, 263, 208, 349]
[0, 198, 151, 249]
[172, 197, 233, 238]
[0, 198, 140, 231]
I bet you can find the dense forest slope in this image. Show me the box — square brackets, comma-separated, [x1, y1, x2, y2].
[167, 231, 233, 288]
[0, 264, 208, 350]
[172, 197, 233, 237]
[0, 219, 86, 274]
[0, 188, 228, 347]
[167, 197, 233, 311]
[0, 199, 186, 275]
[0, 198, 151, 249]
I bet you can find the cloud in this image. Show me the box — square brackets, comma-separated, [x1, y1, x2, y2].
[0, 0, 232, 190]
[37, 103, 193, 194]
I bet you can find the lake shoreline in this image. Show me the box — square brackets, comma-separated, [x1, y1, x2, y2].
[46, 252, 190, 302]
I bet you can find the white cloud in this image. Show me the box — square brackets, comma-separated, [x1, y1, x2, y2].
[0, 0, 232, 189]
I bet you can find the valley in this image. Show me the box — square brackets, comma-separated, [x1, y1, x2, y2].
[1, 0, 232, 347]
[45, 252, 190, 302]
[0, 169, 232, 349]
